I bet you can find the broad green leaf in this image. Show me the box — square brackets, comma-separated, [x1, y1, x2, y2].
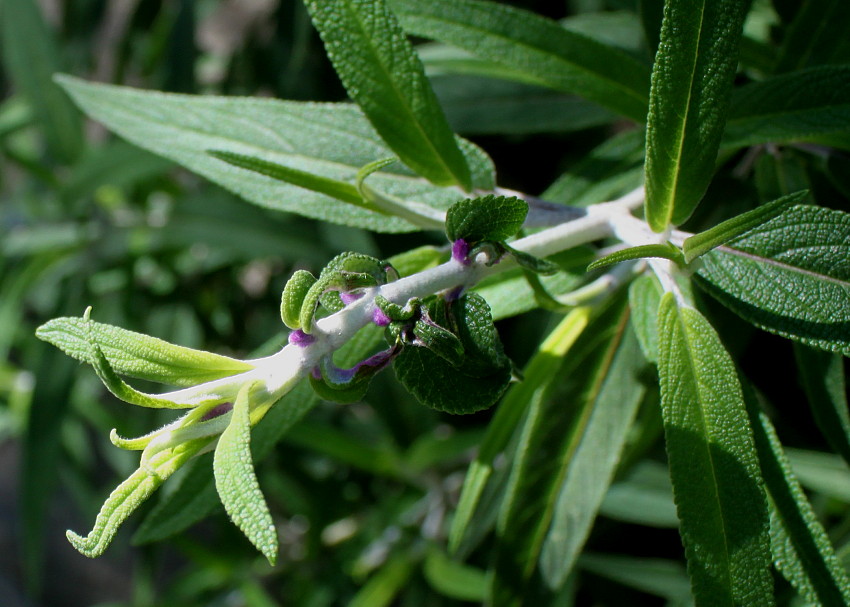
[695, 205, 850, 356]
[213, 382, 278, 565]
[794, 344, 850, 467]
[683, 191, 805, 263]
[66, 437, 209, 557]
[491, 299, 633, 604]
[387, 0, 651, 123]
[445, 195, 527, 244]
[628, 273, 663, 363]
[656, 294, 773, 606]
[424, 550, 487, 602]
[0, 0, 82, 163]
[539, 322, 646, 588]
[644, 0, 750, 230]
[449, 308, 590, 553]
[742, 385, 850, 607]
[587, 242, 683, 271]
[55, 76, 494, 233]
[772, 0, 850, 73]
[36, 315, 253, 387]
[304, 0, 471, 190]
[723, 66, 850, 151]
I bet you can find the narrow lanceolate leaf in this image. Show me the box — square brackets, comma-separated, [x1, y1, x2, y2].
[213, 382, 278, 565]
[723, 66, 850, 151]
[742, 385, 850, 606]
[695, 205, 850, 356]
[794, 344, 850, 468]
[587, 242, 683, 272]
[66, 438, 209, 557]
[387, 0, 650, 123]
[56, 76, 494, 233]
[449, 308, 591, 554]
[628, 274, 663, 363]
[683, 191, 805, 263]
[657, 294, 773, 606]
[304, 0, 471, 190]
[36, 315, 253, 387]
[539, 323, 645, 588]
[644, 0, 751, 231]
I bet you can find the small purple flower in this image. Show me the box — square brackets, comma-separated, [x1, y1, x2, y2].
[372, 307, 391, 327]
[452, 239, 471, 265]
[288, 329, 316, 347]
[340, 291, 363, 305]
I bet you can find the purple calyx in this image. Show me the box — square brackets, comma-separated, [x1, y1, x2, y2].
[288, 329, 316, 347]
[452, 239, 471, 265]
[201, 402, 233, 421]
[318, 348, 397, 386]
[372, 307, 391, 327]
[340, 291, 363, 305]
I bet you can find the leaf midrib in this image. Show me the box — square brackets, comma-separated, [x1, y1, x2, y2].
[716, 246, 850, 288]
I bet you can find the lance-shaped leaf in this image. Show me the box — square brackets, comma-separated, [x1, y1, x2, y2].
[66, 438, 209, 557]
[587, 242, 683, 272]
[723, 66, 850, 151]
[695, 205, 850, 356]
[656, 294, 773, 606]
[628, 273, 663, 363]
[387, 0, 650, 123]
[742, 384, 850, 606]
[449, 307, 591, 554]
[683, 191, 804, 263]
[36, 315, 253, 387]
[304, 0, 471, 190]
[213, 382, 278, 565]
[644, 0, 750, 231]
[55, 76, 494, 233]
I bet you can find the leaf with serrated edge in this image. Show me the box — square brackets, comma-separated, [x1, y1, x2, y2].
[683, 191, 805, 263]
[645, 0, 749, 230]
[445, 195, 527, 243]
[36, 315, 253, 387]
[657, 294, 773, 606]
[305, 0, 471, 190]
[55, 76, 494, 233]
[388, 0, 650, 122]
[213, 382, 278, 564]
[695, 205, 850, 356]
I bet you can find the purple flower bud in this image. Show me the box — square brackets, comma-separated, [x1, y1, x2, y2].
[340, 291, 363, 305]
[288, 329, 315, 347]
[201, 402, 233, 421]
[372, 307, 391, 327]
[452, 239, 470, 265]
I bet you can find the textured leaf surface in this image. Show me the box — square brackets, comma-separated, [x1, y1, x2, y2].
[56, 76, 494, 233]
[36, 315, 253, 387]
[445, 195, 527, 243]
[644, 0, 750, 230]
[305, 0, 471, 189]
[213, 382, 278, 564]
[388, 0, 650, 122]
[743, 386, 850, 607]
[657, 294, 773, 606]
[696, 205, 850, 355]
[628, 274, 662, 363]
[587, 243, 683, 271]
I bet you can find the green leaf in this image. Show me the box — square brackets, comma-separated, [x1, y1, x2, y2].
[644, 0, 750, 230]
[695, 205, 850, 356]
[393, 294, 511, 413]
[213, 382, 278, 565]
[348, 557, 414, 607]
[599, 461, 678, 528]
[66, 438, 209, 557]
[578, 554, 692, 604]
[587, 242, 684, 271]
[445, 195, 527, 243]
[304, 0, 471, 190]
[539, 322, 646, 588]
[723, 66, 850, 151]
[794, 344, 850, 468]
[423, 550, 487, 602]
[742, 385, 850, 606]
[280, 270, 318, 330]
[683, 191, 805, 263]
[208, 150, 364, 207]
[656, 294, 773, 606]
[503, 244, 559, 276]
[388, 0, 650, 122]
[0, 0, 82, 163]
[55, 76, 494, 233]
[772, 0, 850, 73]
[36, 315, 253, 387]
[628, 273, 663, 363]
[449, 308, 591, 554]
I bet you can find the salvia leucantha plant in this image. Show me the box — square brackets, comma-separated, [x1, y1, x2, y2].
[30, 0, 850, 604]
